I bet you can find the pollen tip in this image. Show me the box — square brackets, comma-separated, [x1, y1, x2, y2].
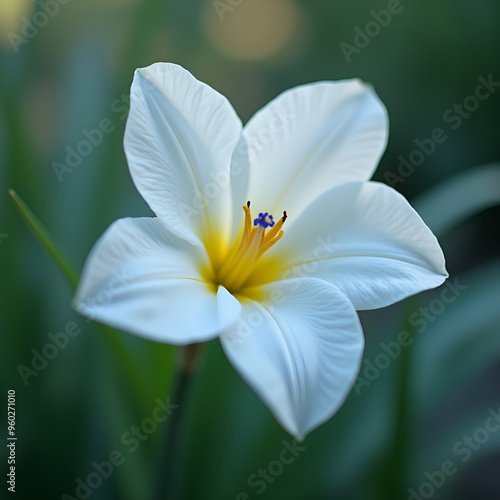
[282, 211, 287, 222]
[247, 201, 251, 208]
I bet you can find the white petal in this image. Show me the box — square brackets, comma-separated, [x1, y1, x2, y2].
[124, 63, 242, 245]
[220, 278, 364, 439]
[235, 79, 388, 220]
[73, 217, 241, 344]
[276, 181, 448, 310]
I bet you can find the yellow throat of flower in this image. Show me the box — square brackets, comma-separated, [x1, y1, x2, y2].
[208, 202, 287, 295]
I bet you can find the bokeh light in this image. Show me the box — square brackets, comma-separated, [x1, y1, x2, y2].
[203, 0, 304, 61]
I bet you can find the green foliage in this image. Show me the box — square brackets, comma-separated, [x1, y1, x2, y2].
[1, 1, 499, 499]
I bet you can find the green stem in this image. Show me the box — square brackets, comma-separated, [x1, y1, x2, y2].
[9, 189, 78, 288]
[375, 295, 419, 500]
[156, 344, 203, 500]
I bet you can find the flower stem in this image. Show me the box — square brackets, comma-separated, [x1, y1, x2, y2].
[156, 344, 203, 500]
[374, 296, 419, 499]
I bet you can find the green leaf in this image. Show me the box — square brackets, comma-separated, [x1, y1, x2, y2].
[412, 164, 500, 236]
[414, 260, 500, 414]
[409, 260, 500, 480]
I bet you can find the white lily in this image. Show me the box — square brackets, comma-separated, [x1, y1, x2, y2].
[73, 63, 447, 439]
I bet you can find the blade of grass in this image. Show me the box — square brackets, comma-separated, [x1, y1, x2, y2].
[9, 188, 79, 288]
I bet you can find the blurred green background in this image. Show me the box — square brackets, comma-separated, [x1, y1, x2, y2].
[1, 1, 500, 499]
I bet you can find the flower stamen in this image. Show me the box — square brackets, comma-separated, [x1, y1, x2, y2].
[216, 202, 287, 293]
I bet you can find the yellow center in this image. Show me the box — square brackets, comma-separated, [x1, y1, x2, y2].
[203, 202, 287, 296]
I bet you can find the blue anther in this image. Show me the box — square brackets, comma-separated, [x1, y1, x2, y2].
[253, 212, 275, 228]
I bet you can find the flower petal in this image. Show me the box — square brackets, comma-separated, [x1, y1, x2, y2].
[220, 278, 364, 439]
[236, 79, 388, 219]
[124, 63, 242, 245]
[73, 217, 241, 344]
[275, 181, 448, 310]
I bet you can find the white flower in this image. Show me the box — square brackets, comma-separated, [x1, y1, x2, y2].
[73, 63, 447, 439]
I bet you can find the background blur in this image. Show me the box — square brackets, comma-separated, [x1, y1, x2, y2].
[1, 1, 500, 499]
